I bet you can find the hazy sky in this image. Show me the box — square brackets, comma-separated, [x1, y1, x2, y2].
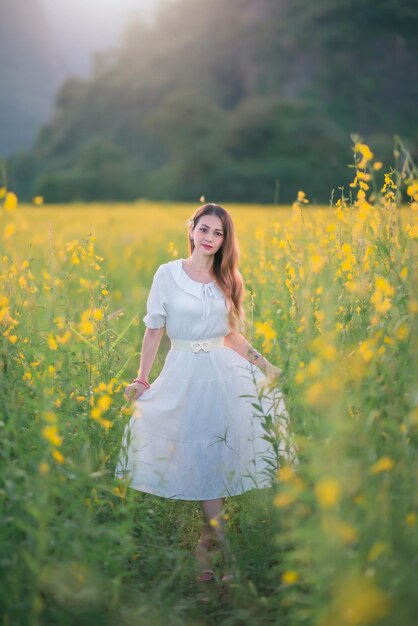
[40, 0, 160, 76]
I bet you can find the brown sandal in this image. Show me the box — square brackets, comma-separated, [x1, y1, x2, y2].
[197, 568, 216, 582]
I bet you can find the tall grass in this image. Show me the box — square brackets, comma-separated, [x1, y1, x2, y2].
[0, 138, 417, 625]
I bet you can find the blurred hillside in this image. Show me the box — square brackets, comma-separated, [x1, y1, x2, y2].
[0, 0, 158, 157]
[6, 0, 418, 203]
[0, 0, 63, 156]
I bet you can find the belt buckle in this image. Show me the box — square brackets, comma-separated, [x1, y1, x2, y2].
[191, 340, 210, 353]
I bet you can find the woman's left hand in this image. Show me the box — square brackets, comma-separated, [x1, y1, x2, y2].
[265, 363, 282, 383]
[258, 362, 282, 392]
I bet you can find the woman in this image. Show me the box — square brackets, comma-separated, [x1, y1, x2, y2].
[115, 203, 292, 583]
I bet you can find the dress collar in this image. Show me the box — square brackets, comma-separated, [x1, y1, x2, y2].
[167, 259, 225, 300]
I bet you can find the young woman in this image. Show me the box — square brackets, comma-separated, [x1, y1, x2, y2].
[115, 203, 292, 583]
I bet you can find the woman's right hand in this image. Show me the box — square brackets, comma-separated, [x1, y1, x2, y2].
[124, 381, 148, 401]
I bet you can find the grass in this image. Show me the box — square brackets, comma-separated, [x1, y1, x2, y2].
[1, 140, 418, 625]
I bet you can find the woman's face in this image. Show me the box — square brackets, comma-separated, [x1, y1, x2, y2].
[190, 214, 225, 256]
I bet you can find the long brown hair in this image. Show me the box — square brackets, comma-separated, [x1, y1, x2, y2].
[188, 203, 245, 332]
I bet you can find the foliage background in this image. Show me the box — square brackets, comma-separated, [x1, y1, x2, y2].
[1, 145, 418, 623]
[5, 0, 418, 203]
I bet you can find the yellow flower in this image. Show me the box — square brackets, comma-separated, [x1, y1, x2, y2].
[98, 418, 113, 429]
[4, 191, 18, 212]
[334, 521, 358, 544]
[375, 276, 394, 296]
[273, 491, 297, 507]
[297, 190, 309, 203]
[306, 357, 321, 377]
[408, 300, 418, 314]
[33, 196, 44, 205]
[98, 394, 111, 411]
[44, 411, 57, 424]
[254, 321, 276, 352]
[282, 570, 299, 585]
[370, 291, 392, 313]
[305, 381, 324, 405]
[340, 243, 356, 272]
[47, 334, 58, 351]
[373, 161, 383, 170]
[42, 425, 63, 447]
[406, 181, 418, 201]
[113, 484, 126, 499]
[56, 329, 72, 345]
[356, 171, 371, 181]
[405, 512, 416, 527]
[52, 449, 65, 464]
[0, 186, 6, 198]
[79, 309, 95, 335]
[354, 142, 374, 169]
[4, 223, 15, 239]
[406, 223, 418, 239]
[382, 172, 397, 193]
[66, 239, 79, 252]
[321, 343, 337, 361]
[92, 308, 104, 321]
[315, 477, 341, 509]
[90, 407, 102, 420]
[358, 339, 374, 362]
[322, 515, 358, 543]
[321, 571, 390, 626]
[254, 226, 265, 240]
[396, 325, 409, 341]
[367, 542, 388, 561]
[277, 465, 295, 482]
[38, 462, 50, 475]
[295, 369, 305, 384]
[311, 253, 326, 273]
[369, 456, 394, 474]
[314, 310, 325, 324]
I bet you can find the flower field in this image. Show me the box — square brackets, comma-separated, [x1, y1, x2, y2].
[1, 142, 417, 625]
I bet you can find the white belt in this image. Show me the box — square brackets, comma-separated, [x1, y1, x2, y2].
[171, 336, 225, 353]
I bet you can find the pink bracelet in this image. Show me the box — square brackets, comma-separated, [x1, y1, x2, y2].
[132, 377, 150, 389]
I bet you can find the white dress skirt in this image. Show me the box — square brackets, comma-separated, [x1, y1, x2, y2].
[114, 258, 295, 500]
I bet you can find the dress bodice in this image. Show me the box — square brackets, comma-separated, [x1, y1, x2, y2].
[142, 259, 230, 340]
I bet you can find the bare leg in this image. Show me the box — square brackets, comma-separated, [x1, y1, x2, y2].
[198, 498, 236, 582]
[194, 498, 225, 581]
[199, 497, 226, 545]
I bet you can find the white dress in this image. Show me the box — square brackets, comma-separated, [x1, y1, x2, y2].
[114, 258, 294, 500]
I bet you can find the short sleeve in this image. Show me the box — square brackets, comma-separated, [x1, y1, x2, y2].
[142, 265, 167, 329]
